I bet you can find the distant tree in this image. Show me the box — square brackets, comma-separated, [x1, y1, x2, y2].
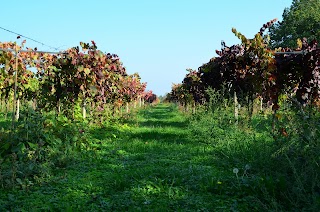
[269, 0, 320, 48]
[157, 95, 166, 103]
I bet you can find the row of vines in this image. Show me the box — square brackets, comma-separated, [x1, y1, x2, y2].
[0, 39, 157, 123]
[0, 39, 158, 161]
[166, 19, 320, 210]
[167, 19, 320, 119]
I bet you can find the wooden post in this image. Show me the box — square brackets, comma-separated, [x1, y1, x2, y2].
[12, 45, 19, 127]
[82, 96, 86, 119]
[15, 98, 20, 121]
[234, 91, 238, 125]
[193, 102, 196, 114]
[126, 102, 129, 113]
[82, 102, 86, 119]
[32, 99, 37, 110]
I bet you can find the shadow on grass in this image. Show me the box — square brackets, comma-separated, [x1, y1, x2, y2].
[139, 104, 179, 118]
[88, 125, 123, 141]
[139, 119, 188, 128]
[0, 104, 245, 211]
[139, 105, 188, 128]
[90, 104, 189, 142]
[129, 130, 191, 144]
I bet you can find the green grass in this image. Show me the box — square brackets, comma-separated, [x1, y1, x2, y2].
[186, 101, 320, 211]
[1, 103, 319, 211]
[0, 104, 259, 211]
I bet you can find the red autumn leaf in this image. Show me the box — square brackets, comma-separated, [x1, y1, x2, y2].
[280, 128, 288, 137]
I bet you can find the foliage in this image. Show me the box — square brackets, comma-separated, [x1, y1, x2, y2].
[164, 14, 320, 211]
[0, 104, 260, 211]
[1, 9, 319, 211]
[165, 83, 193, 106]
[0, 40, 148, 118]
[0, 108, 46, 157]
[0, 38, 155, 194]
[0, 109, 90, 192]
[269, 0, 320, 48]
[0, 103, 319, 210]
[143, 90, 158, 104]
[188, 92, 320, 210]
[181, 69, 204, 103]
[169, 19, 320, 113]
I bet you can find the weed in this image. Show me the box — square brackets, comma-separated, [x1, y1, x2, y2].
[1, 102, 319, 211]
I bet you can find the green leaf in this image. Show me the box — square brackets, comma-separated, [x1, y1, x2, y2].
[16, 178, 23, 185]
[51, 86, 56, 94]
[27, 142, 38, 150]
[13, 142, 26, 153]
[84, 68, 90, 75]
[78, 66, 84, 72]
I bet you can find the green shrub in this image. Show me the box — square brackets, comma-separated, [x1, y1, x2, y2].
[188, 91, 320, 210]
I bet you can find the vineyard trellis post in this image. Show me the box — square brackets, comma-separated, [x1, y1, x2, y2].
[12, 44, 19, 128]
[234, 90, 238, 125]
[139, 96, 142, 107]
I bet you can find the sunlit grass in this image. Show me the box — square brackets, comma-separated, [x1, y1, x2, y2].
[1, 103, 240, 211]
[3, 103, 316, 211]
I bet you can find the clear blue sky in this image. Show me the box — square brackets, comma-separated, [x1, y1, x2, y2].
[1, 0, 292, 95]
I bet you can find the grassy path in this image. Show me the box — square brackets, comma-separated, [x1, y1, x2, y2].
[1, 104, 250, 211]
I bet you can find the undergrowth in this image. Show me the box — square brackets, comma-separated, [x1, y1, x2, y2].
[0, 106, 131, 191]
[187, 89, 320, 211]
[0, 100, 319, 211]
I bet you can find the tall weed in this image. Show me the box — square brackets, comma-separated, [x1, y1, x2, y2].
[187, 89, 320, 210]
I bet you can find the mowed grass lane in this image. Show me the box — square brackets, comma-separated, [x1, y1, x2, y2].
[1, 104, 250, 211]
